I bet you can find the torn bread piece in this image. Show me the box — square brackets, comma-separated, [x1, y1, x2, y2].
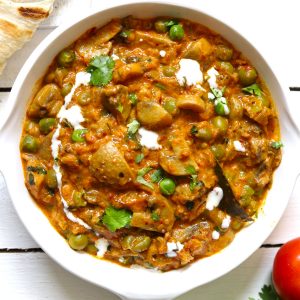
[0, 0, 55, 74]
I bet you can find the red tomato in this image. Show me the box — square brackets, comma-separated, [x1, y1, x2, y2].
[272, 237, 300, 300]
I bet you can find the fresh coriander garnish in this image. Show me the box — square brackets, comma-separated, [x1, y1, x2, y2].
[208, 87, 230, 116]
[102, 206, 132, 232]
[164, 20, 178, 28]
[27, 166, 47, 175]
[127, 120, 140, 139]
[136, 167, 154, 189]
[28, 173, 35, 186]
[117, 102, 123, 113]
[154, 82, 166, 90]
[128, 93, 138, 105]
[249, 284, 280, 300]
[135, 153, 144, 164]
[87, 55, 115, 87]
[185, 165, 197, 175]
[150, 168, 164, 183]
[151, 211, 160, 221]
[185, 165, 202, 191]
[190, 125, 198, 136]
[271, 141, 283, 149]
[242, 83, 262, 96]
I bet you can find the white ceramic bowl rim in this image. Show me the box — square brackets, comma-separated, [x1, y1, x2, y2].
[1, 2, 300, 300]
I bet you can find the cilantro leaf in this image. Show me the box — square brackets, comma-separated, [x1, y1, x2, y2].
[135, 153, 144, 164]
[102, 206, 132, 232]
[137, 167, 152, 177]
[259, 285, 280, 300]
[150, 168, 164, 183]
[164, 20, 178, 28]
[271, 141, 283, 149]
[136, 176, 154, 189]
[242, 84, 262, 97]
[87, 55, 115, 87]
[155, 82, 166, 90]
[151, 211, 160, 221]
[249, 284, 280, 300]
[185, 165, 197, 175]
[190, 125, 198, 136]
[136, 167, 154, 189]
[28, 173, 35, 186]
[128, 93, 138, 105]
[27, 166, 47, 175]
[211, 87, 223, 98]
[127, 120, 140, 139]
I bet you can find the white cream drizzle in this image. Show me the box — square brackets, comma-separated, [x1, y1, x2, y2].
[138, 127, 162, 150]
[212, 230, 220, 240]
[95, 238, 109, 257]
[159, 50, 166, 57]
[221, 215, 231, 229]
[233, 140, 246, 152]
[51, 72, 93, 230]
[176, 58, 203, 87]
[166, 242, 184, 258]
[207, 67, 219, 88]
[206, 187, 224, 211]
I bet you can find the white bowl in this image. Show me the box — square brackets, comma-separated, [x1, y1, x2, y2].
[1, 2, 300, 300]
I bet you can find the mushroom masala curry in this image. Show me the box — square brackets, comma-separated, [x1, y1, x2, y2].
[20, 17, 282, 271]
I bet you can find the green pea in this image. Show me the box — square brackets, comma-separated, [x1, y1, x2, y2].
[21, 135, 38, 153]
[169, 25, 184, 41]
[162, 98, 177, 115]
[159, 178, 176, 196]
[238, 66, 257, 86]
[71, 129, 87, 142]
[121, 235, 151, 252]
[68, 234, 88, 250]
[61, 83, 73, 96]
[211, 144, 226, 160]
[259, 95, 270, 107]
[39, 118, 56, 134]
[154, 20, 168, 33]
[77, 90, 91, 106]
[212, 116, 228, 134]
[231, 219, 243, 231]
[162, 66, 176, 77]
[72, 191, 87, 207]
[45, 169, 57, 190]
[242, 185, 255, 198]
[218, 61, 234, 73]
[215, 101, 229, 116]
[195, 127, 213, 142]
[57, 50, 75, 67]
[216, 45, 233, 61]
[86, 244, 98, 256]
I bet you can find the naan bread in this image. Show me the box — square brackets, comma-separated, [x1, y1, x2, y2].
[0, 0, 55, 74]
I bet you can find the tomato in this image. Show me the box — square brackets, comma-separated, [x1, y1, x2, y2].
[272, 237, 300, 300]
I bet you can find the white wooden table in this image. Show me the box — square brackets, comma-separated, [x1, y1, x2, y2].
[1, 1, 300, 299]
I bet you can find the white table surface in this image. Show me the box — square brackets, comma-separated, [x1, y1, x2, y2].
[0, 0, 300, 299]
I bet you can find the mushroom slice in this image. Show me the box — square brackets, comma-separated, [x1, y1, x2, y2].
[183, 38, 213, 60]
[177, 95, 205, 112]
[159, 149, 198, 176]
[131, 195, 175, 233]
[137, 101, 172, 129]
[101, 85, 131, 123]
[27, 84, 63, 118]
[89, 141, 133, 186]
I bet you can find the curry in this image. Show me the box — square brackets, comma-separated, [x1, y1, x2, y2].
[20, 16, 282, 271]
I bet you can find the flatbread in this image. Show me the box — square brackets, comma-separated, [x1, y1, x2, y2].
[0, 0, 55, 75]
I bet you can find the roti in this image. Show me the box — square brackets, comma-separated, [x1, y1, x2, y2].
[0, 0, 55, 74]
